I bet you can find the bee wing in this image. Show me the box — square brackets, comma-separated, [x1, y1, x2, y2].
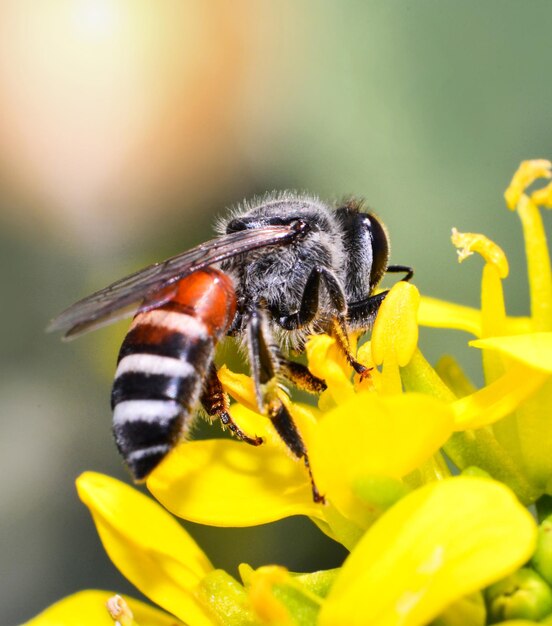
[48, 222, 306, 339]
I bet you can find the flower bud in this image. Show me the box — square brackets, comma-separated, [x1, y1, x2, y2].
[431, 592, 485, 626]
[531, 517, 552, 585]
[485, 568, 552, 623]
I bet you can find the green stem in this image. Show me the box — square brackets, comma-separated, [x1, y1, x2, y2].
[445, 430, 539, 505]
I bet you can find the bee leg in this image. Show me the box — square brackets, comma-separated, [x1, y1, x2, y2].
[346, 291, 388, 329]
[246, 306, 280, 410]
[200, 362, 263, 446]
[272, 266, 368, 377]
[247, 306, 324, 503]
[272, 266, 344, 330]
[330, 316, 372, 378]
[279, 359, 327, 394]
[269, 399, 325, 504]
[345, 266, 413, 331]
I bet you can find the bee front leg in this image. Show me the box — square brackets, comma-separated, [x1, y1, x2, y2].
[346, 291, 388, 329]
[271, 266, 368, 377]
[200, 363, 263, 446]
[246, 306, 324, 503]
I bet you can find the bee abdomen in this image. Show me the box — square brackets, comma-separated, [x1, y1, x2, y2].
[111, 315, 214, 480]
[112, 398, 184, 479]
[111, 268, 237, 481]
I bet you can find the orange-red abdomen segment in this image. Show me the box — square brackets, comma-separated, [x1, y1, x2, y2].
[172, 268, 236, 337]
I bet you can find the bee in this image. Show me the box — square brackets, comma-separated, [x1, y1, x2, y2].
[49, 193, 412, 502]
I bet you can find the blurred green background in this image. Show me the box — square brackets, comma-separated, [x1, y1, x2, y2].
[1, 1, 551, 623]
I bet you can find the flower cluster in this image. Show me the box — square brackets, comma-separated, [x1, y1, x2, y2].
[26, 161, 552, 626]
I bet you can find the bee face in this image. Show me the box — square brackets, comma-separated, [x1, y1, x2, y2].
[219, 193, 389, 344]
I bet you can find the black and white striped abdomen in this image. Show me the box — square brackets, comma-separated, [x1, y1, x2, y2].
[111, 307, 214, 480]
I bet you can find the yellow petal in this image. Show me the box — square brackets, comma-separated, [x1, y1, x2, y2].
[371, 282, 420, 395]
[435, 355, 477, 397]
[309, 392, 454, 526]
[451, 361, 549, 429]
[246, 565, 328, 626]
[76, 472, 215, 626]
[22, 590, 184, 626]
[480, 262, 508, 384]
[507, 316, 534, 334]
[309, 515, 342, 545]
[451, 229, 509, 278]
[305, 334, 355, 405]
[280, 399, 321, 449]
[519, 380, 552, 491]
[515, 195, 552, 332]
[418, 296, 531, 337]
[228, 398, 320, 457]
[504, 159, 552, 210]
[418, 296, 482, 337]
[355, 341, 381, 393]
[531, 180, 552, 208]
[470, 333, 552, 372]
[319, 477, 537, 626]
[372, 282, 420, 367]
[481, 263, 507, 338]
[215, 370, 320, 447]
[319, 502, 365, 551]
[246, 566, 295, 626]
[147, 439, 323, 526]
[218, 365, 259, 413]
[492, 360, 552, 493]
[220, 401, 281, 447]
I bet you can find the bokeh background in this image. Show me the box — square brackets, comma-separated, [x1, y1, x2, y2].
[2, 1, 551, 623]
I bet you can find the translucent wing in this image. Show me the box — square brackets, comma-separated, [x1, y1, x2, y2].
[48, 222, 307, 339]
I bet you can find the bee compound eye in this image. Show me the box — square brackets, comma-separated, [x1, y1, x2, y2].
[226, 218, 248, 233]
[367, 213, 390, 287]
[291, 219, 310, 238]
[362, 215, 374, 231]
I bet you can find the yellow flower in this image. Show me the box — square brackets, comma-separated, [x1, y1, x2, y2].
[25, 472, 538, 626]
[417, 159, 552, 502]
[22, 590, 182, 626]
[147, 318, 456, 541]
[24, 471, 268, 626]
[146, 260, 547, 535]
[142, 160, 551, 625]
[75, 471, 217, 625]
[371, 280, 421, 395]
[319, 476, 536, 626]
[25, 471, 345, 626]
[26, 159, 551, 626]
[240, 563, 332, 626]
